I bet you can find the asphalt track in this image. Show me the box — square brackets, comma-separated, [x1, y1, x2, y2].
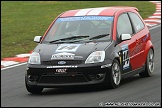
[1, 25, 161, 107]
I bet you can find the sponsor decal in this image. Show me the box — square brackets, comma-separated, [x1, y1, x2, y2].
[55, 69, 67, 74]
[136, 24, 141, 31]
[118, 52, 122, 64]
[55, 44, 80, 52]
[130, 39, 143, 57]
[56, 16, 114, 22]
[51, 52, 75, 60]
[58, 61, 66, 65]
[75, 56, 83, 59]
[121, 44, 130, 70]
[47, 65, 77, 68]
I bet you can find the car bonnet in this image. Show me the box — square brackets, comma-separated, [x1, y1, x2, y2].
[34, 41, 112, 61]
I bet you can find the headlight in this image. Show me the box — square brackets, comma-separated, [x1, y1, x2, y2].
[85, 51, 105, 64]
[28, 52, 41, 64]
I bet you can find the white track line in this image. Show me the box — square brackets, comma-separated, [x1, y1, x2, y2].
[144, 20, 161, 23]
[156, 10, 161, 12]
[156, 7, 161, 9]
[150, 1, 161, 3]
[1, 61, 20, 67]
[146, 23, 157, 27]
[149, 16, 161, 18]
[16, 54, 31, 57]
[1, 62, 27, 70]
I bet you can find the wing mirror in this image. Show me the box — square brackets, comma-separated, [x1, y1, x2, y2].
[34, 36, 42, 43]
[120, 34, 131, 41]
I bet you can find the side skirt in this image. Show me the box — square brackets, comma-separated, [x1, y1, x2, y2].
[121, 64, 145, 79]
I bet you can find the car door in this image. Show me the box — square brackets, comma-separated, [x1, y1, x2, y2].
[128, 12, 146, 69]
[116, 12, 141, 73]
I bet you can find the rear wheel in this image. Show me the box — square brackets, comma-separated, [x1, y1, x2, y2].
[25, 76, 43, 94]
[139, 48, 154, 77]
[107, 59, 121, 89]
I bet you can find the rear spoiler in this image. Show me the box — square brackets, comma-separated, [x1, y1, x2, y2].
[124, 7, 138, 11]
[111, 6, 138, 11]
[132, 7, 138, 11]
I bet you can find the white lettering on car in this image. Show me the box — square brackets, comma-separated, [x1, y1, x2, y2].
[55, 44, 80, 52]
[55, 69, 67, 74]
[47, 66, 77, 68]
[51, 52, 75, 60]
[122, 44, 130, 70]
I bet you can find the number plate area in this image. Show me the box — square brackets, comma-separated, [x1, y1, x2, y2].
[55, 68, 67, 74]
[39, 69, 88, 84]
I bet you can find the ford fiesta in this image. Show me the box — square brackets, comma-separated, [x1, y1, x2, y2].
[25, 7, 154, 94]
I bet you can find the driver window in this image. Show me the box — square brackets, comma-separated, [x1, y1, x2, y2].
[117, 13, 133, 39]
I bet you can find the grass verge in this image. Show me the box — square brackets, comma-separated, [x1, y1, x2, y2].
[1, 1, 155, 58]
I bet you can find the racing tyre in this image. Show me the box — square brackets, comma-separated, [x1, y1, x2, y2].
[107, 59, 121, 89]
[25, 77, 43, 94]
[139, 48, 154, 77]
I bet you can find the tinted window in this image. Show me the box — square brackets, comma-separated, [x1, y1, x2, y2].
[128, 12, 144, 32]
[117, 13, 133, 37]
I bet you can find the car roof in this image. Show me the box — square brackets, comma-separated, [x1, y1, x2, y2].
[60, 6, 138, 17]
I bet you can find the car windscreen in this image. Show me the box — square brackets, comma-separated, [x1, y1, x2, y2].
[43, 16, 114, 43]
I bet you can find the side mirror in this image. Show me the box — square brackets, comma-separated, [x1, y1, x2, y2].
[120, 34, 131, 41]
[34, 36, 42, 43]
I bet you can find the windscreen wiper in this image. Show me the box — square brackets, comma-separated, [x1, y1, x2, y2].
[89, 34, 110, 40]
[49, 35, 89, 43]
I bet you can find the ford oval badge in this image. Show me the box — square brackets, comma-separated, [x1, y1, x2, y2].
[58, 61, 66, 65]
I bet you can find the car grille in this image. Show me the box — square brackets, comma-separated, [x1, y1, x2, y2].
[39, 75, 88, 84]
[42, 60, 82, 65]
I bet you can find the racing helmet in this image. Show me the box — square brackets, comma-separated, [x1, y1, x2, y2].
[65, 21, 80, 35]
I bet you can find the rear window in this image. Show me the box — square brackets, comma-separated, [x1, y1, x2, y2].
[128, 12, 144, 32]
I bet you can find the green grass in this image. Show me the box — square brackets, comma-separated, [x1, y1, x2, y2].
[1, 1, 155, 58]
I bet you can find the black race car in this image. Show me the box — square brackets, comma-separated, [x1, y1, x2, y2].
[26, 7, 154, 94]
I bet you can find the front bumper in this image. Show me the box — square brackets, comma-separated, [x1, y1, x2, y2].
[26, 62, 112, 88]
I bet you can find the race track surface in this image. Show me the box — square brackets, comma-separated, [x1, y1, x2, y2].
[1, 25, 161, 107]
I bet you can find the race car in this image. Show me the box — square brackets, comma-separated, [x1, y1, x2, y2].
[25, 6, 154, 94]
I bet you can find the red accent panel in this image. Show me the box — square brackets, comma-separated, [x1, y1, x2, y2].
[3, 57, 29, 62]
[99, 8, 118, 16]
[60, 10, 79, 17]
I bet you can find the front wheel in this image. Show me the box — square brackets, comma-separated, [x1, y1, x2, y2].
[25, 77, 43, 94]
[107, 59, 121, 89]
[139, 48, 154, 77]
